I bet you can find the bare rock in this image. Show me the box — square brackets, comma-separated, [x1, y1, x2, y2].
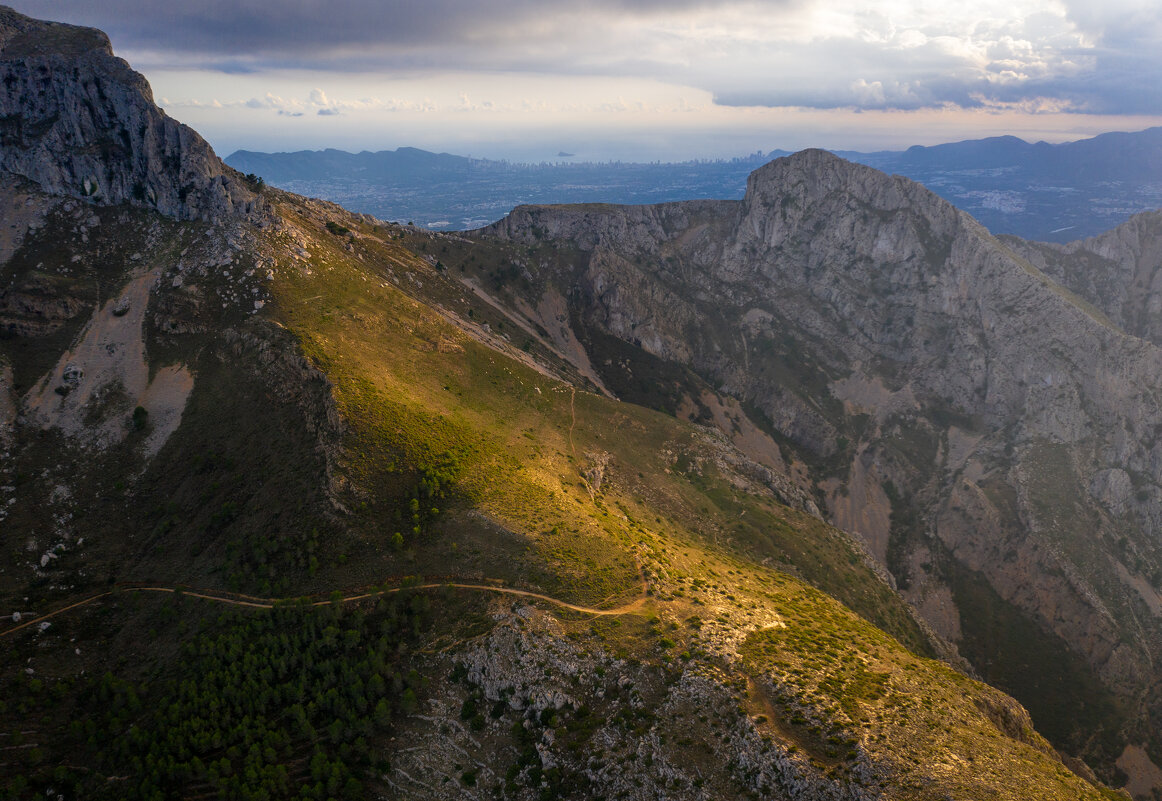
[0, 7, 262, 223]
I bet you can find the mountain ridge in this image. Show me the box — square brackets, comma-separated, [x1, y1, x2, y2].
[0, 5, 259, 222]
[470, 146, 1162, 789]
[226, 128, 1162, 241]
[0, 5, 1153, 799]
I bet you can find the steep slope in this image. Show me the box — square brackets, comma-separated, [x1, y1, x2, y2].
[0, 7, 1134, 801]
[2, 183, 1117, 800]
[471, 149, 1162, 791]
[1003, 210, 1162, 346]
[0, 6, 259, 221]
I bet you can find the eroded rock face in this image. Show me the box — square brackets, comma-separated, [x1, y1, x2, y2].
[478, 149, 1162, 774]
[398, 605, 881, 801]
[23, 267, 189, 451]
[0, 6, 258, 222]
[1004, 211, 1162, 347]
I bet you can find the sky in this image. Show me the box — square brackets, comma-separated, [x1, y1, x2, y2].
[11, 0, 1162, 162]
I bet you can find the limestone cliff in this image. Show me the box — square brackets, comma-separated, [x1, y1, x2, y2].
[478, 148, 1162, 783]
[0, 5, 1151, 796]
[0, 5, 258, 222]
[1003, 210, 1162, 346]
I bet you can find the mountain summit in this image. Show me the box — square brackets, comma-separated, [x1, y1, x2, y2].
[0, 5, 257, 221]
[477, 145, 1162, 791]
[0, 6, 1155, 800]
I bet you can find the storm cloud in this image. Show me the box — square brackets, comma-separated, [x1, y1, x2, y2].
[11, 0, 1162, 115]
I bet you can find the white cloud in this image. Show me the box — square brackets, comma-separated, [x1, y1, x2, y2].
[244, 93, 301, 111]
[17, 0, 1162, 125]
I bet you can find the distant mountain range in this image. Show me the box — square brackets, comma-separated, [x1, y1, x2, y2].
[10, 6, 1162, 797]
[227, 128, 1162, 241]
[225, 147, 784, 232]
[839, 128, 1162, 242]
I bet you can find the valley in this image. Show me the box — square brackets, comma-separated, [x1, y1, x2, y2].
[1, 6, 1161, 800]
[225, 128, 1162, 243]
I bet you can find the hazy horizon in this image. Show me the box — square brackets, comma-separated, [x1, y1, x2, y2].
[219, 124, 1160, 165]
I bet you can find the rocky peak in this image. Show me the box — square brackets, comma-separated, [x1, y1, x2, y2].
[725, 151, 1160, 436]
[488, 199, 736, 255]
[0, 5, 258, 222]
[738, 148, 966, 256]
[1004, 210, 1162, 347]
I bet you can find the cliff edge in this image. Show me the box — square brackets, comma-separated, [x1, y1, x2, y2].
[0, 5, 257, 222]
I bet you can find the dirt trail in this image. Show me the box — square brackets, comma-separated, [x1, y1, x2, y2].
[1, 579, 649, 639]
[3, 383, 650, 638]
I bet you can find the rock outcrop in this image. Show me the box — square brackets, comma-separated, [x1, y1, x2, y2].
[0, 5, 1153, 795]
[478, 148, 1162, 780]
[0, 5, 258, 222]
[1003, 209, 1162, 346]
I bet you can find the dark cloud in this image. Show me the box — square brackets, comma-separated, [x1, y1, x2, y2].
[1053, 3, 1162, 114]
[10, 0, 757, 63]
[9, 0, 1162, 116]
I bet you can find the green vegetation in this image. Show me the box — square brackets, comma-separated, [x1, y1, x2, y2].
[1, 594, 428, 800]
[0, 187, 1132, 801]
[261, 205, 934, 645]
[740, 577, 1116, 801]
[130, 348, 335, 595]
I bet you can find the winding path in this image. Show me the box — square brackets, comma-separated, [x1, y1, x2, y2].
[4, 378, 649, 639]
[1, 578, 649, 639]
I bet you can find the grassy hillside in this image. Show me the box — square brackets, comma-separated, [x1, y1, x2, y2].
[0, 190, 1126, 799]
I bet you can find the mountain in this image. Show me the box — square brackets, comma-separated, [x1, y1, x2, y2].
[839, 128, 1162, 242]
[852, 128, 1162, 183]
[460, 150, 1162, 794]
[224, 147, 787, 232]
[226, 128, 1162, 242]
[0, 9, 259, 222]
[0, 5, 1153, 801]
